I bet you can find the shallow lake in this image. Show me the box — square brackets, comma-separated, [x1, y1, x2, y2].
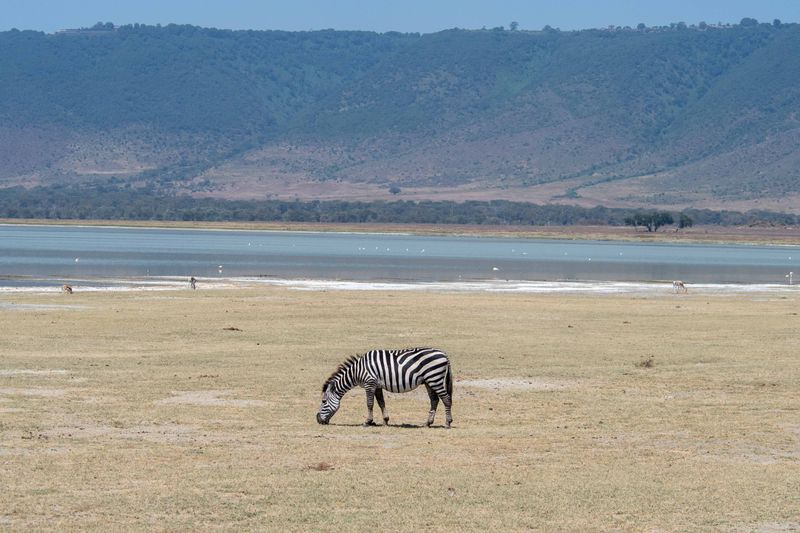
[1, 224, 798, 287]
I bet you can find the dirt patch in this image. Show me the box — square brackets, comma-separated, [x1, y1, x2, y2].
[43, 423, 198, 443]
[0, 303, 88, 311]
[755, 522, 800, 533]
[0, 387, 67, 397]
[459, 377, 579, 391]
[307, 462, 334, 471]
[0, 369, 68, 376]
[155, 390, 266, 407]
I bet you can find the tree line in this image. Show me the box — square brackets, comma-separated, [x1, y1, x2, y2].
[1, 185, 798, 227]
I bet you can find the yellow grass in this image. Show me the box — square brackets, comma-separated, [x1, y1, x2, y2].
[1, 288, 798, 531]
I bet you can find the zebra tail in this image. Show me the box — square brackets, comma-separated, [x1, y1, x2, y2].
[446, 362, 453, 398]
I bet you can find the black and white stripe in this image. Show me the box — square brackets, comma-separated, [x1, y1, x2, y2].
[316, 347, 453, 428]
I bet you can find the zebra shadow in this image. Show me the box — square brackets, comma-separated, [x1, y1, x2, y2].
[327, 422, 450, 429]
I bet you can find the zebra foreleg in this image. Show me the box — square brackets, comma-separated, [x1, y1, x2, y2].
[375, 388, 389, 425]
[425, 384, 439, 427]
[363, 383, 378, 426]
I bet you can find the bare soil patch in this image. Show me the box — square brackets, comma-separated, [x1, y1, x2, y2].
[0, 369, 68, 376]
[43, 423, 198, 444]
[459, 377, 579, 391]
[155, 390, 266, 407]
[0, 387, 66, 397]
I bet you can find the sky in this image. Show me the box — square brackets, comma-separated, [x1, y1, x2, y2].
[3, 0, 799, 34]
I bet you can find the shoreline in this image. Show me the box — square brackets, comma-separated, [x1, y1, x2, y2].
[2, 275, 798, 295]
[3, 218, 800, 246]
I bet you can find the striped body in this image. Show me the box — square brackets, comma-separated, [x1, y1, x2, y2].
[317, 347, 453, 428]
[363, 348, 449, 393]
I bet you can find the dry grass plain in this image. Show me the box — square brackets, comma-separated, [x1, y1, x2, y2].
[1, 287, 799, 531]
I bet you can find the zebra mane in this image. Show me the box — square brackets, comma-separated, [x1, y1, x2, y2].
[321, 355, 360, 392]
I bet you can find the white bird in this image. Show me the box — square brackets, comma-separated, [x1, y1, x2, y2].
[492, 267, 500, 271]
[74, 257, 79, 262]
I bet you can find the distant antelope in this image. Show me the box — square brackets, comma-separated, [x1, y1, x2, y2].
[672, 280, 687, 293]
[62, 284, 73, 294]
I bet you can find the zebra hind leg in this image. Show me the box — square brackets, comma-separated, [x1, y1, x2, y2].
[425, 384, 439, 427]
[363, 384, 378, 426]
[375, 388, 389, 425]
[442, 393, 453, 429]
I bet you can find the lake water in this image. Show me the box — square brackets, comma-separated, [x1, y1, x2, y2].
[1, 224, 798, 288]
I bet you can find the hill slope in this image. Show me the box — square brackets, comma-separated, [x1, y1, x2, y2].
[1, 22, 799, 212]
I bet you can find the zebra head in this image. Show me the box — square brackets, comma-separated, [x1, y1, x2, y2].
[316, 386, 341, 424]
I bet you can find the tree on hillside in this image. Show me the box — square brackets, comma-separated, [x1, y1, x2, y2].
[509, 21, 519, 31]
[678, 213, 693, 230]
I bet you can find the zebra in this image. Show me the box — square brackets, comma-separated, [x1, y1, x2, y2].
[316, 347, 453, 428]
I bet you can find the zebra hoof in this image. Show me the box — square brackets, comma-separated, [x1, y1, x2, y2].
[363, 420, 377, 427]
[383, 417, 390, 425]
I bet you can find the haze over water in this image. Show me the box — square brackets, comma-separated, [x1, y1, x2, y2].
[1, 225, 798, 287]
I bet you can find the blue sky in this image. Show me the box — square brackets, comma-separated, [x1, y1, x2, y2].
[4, 0, 799, 34]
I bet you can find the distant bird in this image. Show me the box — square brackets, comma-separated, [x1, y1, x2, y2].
[74, 257, 79, 262]
[492, 267, 500, 271]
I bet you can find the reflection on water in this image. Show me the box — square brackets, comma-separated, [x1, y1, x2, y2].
[1, 224, 798, 286]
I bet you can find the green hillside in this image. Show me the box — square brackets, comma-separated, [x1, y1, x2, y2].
[1, 21, 799, 212]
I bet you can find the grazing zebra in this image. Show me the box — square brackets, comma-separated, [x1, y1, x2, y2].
[316, 347, 453, 428]
[62, 284, 73, 294]
[672, 280, 688, 293]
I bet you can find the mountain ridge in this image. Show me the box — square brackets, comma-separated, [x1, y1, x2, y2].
[1, 22, 799, 212]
